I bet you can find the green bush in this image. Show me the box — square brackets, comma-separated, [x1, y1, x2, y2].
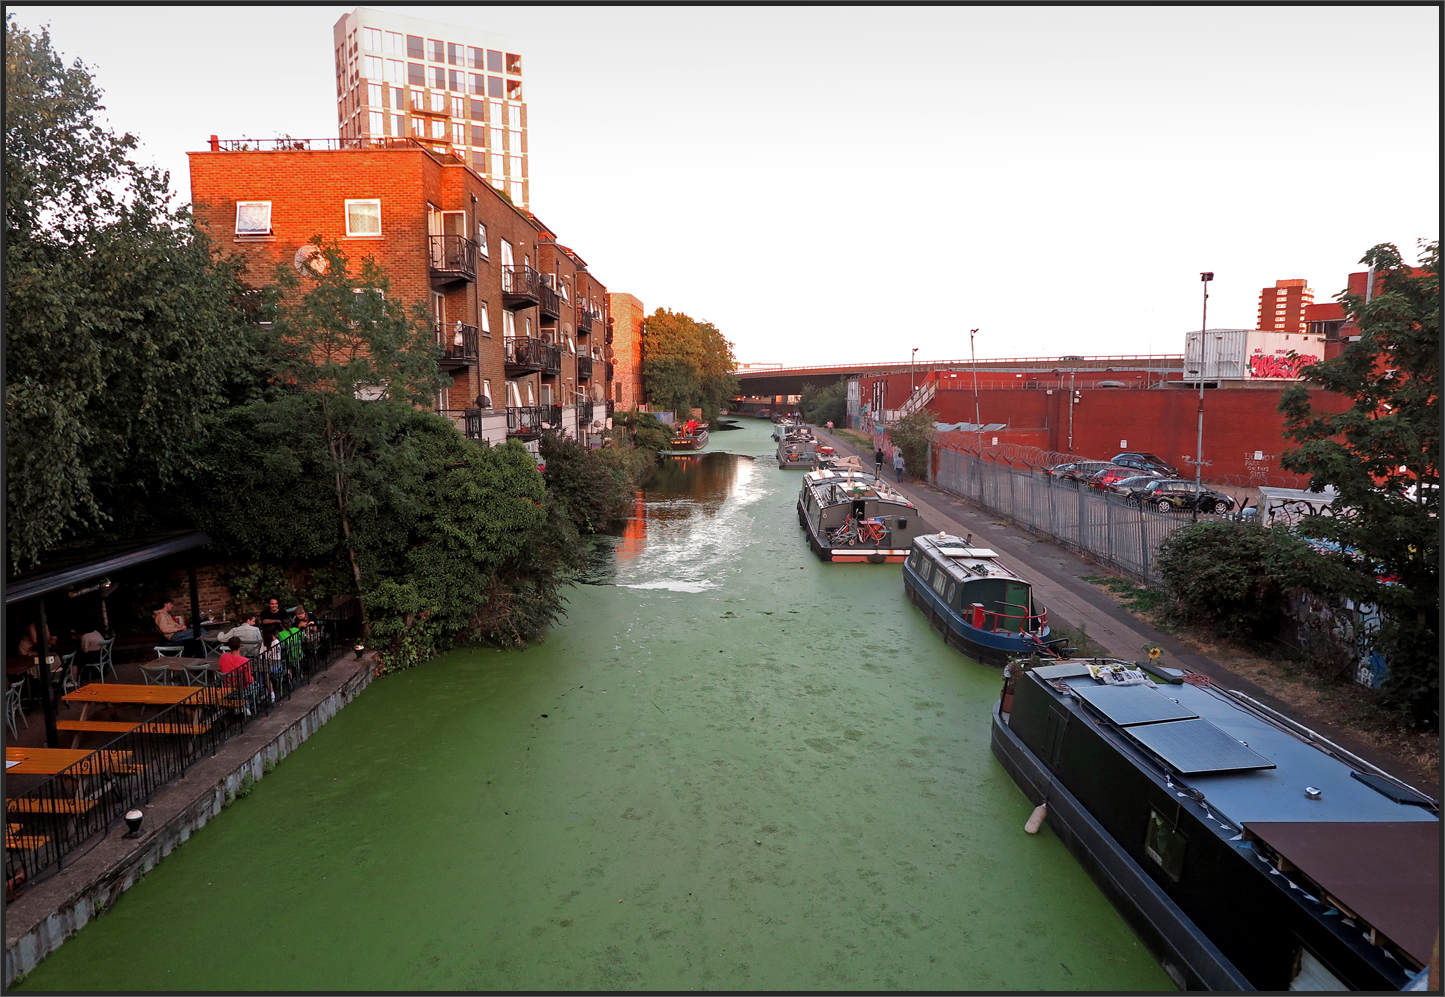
[539, 431, 642, 533]
[888, 408, 937, 479]
[614, 410, 672, 455]
[799, 381, 847, 427]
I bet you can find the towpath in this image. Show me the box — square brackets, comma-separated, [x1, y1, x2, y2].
[814, 427, 1439, 796]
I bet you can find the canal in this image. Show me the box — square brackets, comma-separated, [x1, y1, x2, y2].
[15, 420, 1172, 991]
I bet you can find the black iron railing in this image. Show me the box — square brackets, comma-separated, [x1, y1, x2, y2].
[439, 408, 482, 440]
[578, 399, 595, 424]
[605, 360, 615, 381]
[605, 320, 614, 344]
[542, 343, 562, 375]
[506, 406, 546, 437]
[577, 309, 594, 335]
[538, 280, 560, 319]
[502, 266, 540, 308]
[435, 322, 478, 365]
[504, 336, 545, 372]
[428, 235, 478, 281]
[576, 356, 593, 380]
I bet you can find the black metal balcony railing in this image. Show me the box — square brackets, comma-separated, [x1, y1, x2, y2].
[606, 399, 615, 418]
[538, 280, 560, 320]
[502, 265, 540, 310]
[542, 343, 562, 375]
[577, 308, 594, 335]
[438, 407, 482, 440]
[506, 405, 563, 439]
[578, 399, 595, 424]
[576, 356, 593, 380]
[436, 322, 479, 367]
[605, 360, 615, 381]
[428, 235, 478, 281]
[504, 336, 545, 373]
[605, 319, 614, 344]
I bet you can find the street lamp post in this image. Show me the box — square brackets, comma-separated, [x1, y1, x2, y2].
[910, 347, 919, 398]
[1193, 271, 1213, 522]
[969, 328, 982, 452]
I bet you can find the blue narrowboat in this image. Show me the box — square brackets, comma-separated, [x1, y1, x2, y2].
[902, 533, 1053, 665]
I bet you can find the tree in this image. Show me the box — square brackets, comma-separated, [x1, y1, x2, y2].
[889, 408, 938, 479]
[641, 308, 738, 424]
[1278, 240, 1439, 725]
[5, 20, 256, 567]
[800, 381, 847, 427]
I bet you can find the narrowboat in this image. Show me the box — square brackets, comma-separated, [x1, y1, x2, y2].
[797, 467, 929, 562]
[993, 659, 1439, 991]
[778, 436, 819, 469]
[669, 419, 709, 450]
[902, 534, 1053, 665]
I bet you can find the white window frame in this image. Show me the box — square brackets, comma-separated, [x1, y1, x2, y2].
[234, 201, 272, 236]
[482, 379, 493, 407]
[345, 198, 382, 237]
[363, 27, 382, 51]
[476, 223, 489, 259]
[478, 301, 491, 336]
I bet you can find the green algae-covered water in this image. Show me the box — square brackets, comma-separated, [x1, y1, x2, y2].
[16, 421, 1172, 991]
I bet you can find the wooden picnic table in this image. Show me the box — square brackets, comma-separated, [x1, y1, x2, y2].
[61, 683, 211, 747]
[139, 655, 216, 672]
[5, 746, 135, 776]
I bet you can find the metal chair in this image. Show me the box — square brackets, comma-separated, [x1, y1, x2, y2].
[78, 636, 119, 683]
[53, 652, 79, 695]
[154, 646, 186, 657]
[140, 664, 173, 686]
[5, 678, 28, 738]
[198, 638, 226, 658]
[180, 663, 215, 688]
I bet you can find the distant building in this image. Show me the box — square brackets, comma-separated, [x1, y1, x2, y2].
[1256, 278, 1314, 334]
[332, 8, 529, 209]
[607, 293, 646, 411]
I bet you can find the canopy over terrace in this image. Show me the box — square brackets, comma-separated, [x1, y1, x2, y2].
[6, 530, 211, 746]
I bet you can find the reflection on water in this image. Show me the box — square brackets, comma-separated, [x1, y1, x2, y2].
[593, 452, 759, 593]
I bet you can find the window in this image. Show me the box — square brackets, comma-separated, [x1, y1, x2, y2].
[506, 79, 523, 101]
[428, 38, 445, 62]
[406, 34, 424, 59]
[1144, 808, 1186, 882]
[509, 129, 523, 151]
[453, 123, 466, 145]
[393, 87, 406, 110]
[431, 119, 446, 139]
[476, 223, 489, 258]
[478, 302, 491, 336]
[490, 153, 504, 175]
[447, 42, 463, 66]
[363, 27, 381, 51]
[369, 111, 384, 134]
[449, 69, 462, 92]
[487, 75, 504, 97]
[430, 66, 446, 89]
[511, 181, 524, 203]
[234, 201, 272, 236]
[386, 31, 404, 56]
[470, 73, 485, 96]
[410, 88, 424, 110]
[491, 99, 504, 122]
[482, 379, 493, 406]
[452, 96, 464, 117]
[469, 99, 485, 121]
[345, 199, 382, 237]
[411, 116, 425, 136]
[408, 62, 425, 86]
[468, 46, 484, 69]
[510, 156, 524, 177]
[524, 316, 532, 336]
[363, 55, 383, 79]
[506, 380, 522, 407]
[392, 113, 404, 136]
[506, 52, 522, 75]
[430, 91, 445, 112]
[387, 59, 404, 85]
[527, 382, 536, 405]
[487, 49, 503, 72]
[367, 83, 383, 106]
[491, 126, 505, 148]
[471, 124, 486, 146]
[503, 310, 516, 338]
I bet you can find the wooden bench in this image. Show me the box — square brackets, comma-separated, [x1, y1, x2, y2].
[56, 720, 211, 736]
[5, 823, 50, 850]
[5, 797, 97, 815]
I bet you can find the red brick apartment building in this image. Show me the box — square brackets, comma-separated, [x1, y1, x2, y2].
[607, 293, 646, 412]
[188, 136, 617, 449]
[1256, 278, 1314, 334]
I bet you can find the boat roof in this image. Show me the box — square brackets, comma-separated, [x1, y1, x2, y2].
[801, 469, 913, 506]
[915, 533, 1022, 582]
[1038, 668, 1438, 826]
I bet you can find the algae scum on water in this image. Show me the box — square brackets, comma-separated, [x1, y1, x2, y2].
[16, 421, 1172, 991]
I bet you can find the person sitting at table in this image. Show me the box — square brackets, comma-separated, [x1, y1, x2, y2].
[78, 629, 105, 654]
[17, 621, 58, 656]
[217, 637, 254, 689]
[217, 612, 262, 646]
[257, 597, 293, 630]
[257, 624, 283, 702]
[153, 600, 195, 643]
[293, 605, 317, 632]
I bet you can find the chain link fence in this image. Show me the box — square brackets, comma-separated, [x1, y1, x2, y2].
[930, 444, 1195, 585]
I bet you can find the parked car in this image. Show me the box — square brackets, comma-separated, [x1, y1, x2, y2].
[1089, 467, 1146, 491]
[1107, 473, 1164, 495]
[1047, 460, 1123, 483]
[1127, 479, 1235, 513]
[1111, 451, 1179, 477]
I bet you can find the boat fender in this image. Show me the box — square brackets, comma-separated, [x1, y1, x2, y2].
[1024, 803, 1047, 834]
[867, 553, 885, 564]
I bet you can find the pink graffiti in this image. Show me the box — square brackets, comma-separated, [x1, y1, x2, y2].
[1249, 353, 1318, 378]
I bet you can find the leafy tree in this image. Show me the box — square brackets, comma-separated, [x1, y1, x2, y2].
[539, 431, 636, 532]
[800, 381, 847, 427]
[1278, 240, 1439, 725]
[889, 408, 938, 478]
[641, 308, 738, 424]
[613, 409, 673, 455]
[5, 21, 256, 567]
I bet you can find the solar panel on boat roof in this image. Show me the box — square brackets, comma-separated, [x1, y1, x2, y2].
[1073, 684, 1198, 726]
[1125, 718, 1276, 774]
[1031, 663, 1092, 680]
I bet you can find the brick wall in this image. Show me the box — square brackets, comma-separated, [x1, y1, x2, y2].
[607, 292, 645, 411]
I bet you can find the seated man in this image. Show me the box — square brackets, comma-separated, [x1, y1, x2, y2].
[217, 637, 253, 688]
[257, 597, 293, 630]
[17, 621, 58, 656]
[153, 600, 194, 643]
[217, 612, 262, 646]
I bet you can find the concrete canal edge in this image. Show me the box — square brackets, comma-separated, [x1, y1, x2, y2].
[4, 653, 379, 988]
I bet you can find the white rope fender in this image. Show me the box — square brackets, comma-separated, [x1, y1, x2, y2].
[1024, 803, 1048, 834]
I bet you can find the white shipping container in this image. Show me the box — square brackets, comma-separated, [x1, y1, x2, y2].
[1185, 328, 1326, 381]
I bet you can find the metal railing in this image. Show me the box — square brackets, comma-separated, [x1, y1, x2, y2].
[930, 444, 1202, 585]
[504, 336, 545, 370]
[605, 360, 615, 381]
[542, 343, 562, 375]
[435, 322, 478, 365]
[428, 235, 478, 281]
[506, 405, 562, 437]
[575, 356, 593, 380]
[438, 408, 482, 440]
[3, 599, 361, 894]
[502, 266, 541, 307]
[605, 320, 613, 344]
[578, 399, 595, 424]
[577, 309, 594, 334]
[538, 280, 560, 319]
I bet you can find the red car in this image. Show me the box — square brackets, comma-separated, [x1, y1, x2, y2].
[1089, 467, 1142, 491]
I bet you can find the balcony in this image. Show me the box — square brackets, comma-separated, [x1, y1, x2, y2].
[577, 309, 594, 335]
[438, 407, 482, 440]
[541, 342, 562, 376]
[504, 336, 545, 374]
[502, 265, 540, 310]
[436, 322, 479, 369]
[576, 356, 593, 381]
[605, 360, 615, 381]
[578, 399, 595, 425]
[506, 404, 563, 440]
[428, 235, 477, 282]
[605, 319, 614, 344]
[538, 279, 560, 320]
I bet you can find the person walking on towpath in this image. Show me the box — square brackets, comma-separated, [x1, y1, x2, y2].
[893, 450, 906, 482]
[875, 447, 886, 478]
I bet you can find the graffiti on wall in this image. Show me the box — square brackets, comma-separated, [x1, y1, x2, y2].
[1249, 351, 1318, 379]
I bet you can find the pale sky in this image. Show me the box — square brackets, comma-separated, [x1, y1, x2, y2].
[10, 5, 1440, 366]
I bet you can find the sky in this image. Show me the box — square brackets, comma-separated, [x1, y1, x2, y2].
[9, 5, 1440, 366]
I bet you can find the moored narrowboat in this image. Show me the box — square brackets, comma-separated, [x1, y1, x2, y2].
[903, 534, 1052, 665]
[992, 659, 1440, 991]
[797, 467, 928, 561]
[669, 419, 709, 450]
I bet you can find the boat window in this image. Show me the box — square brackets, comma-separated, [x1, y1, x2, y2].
[931, 570, 948, 596]
[1289, 948, 1347, 991]
[1144, 807, 1186, 882]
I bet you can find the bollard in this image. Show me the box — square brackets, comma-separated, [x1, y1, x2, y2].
[1024, 803, 1047, 834]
